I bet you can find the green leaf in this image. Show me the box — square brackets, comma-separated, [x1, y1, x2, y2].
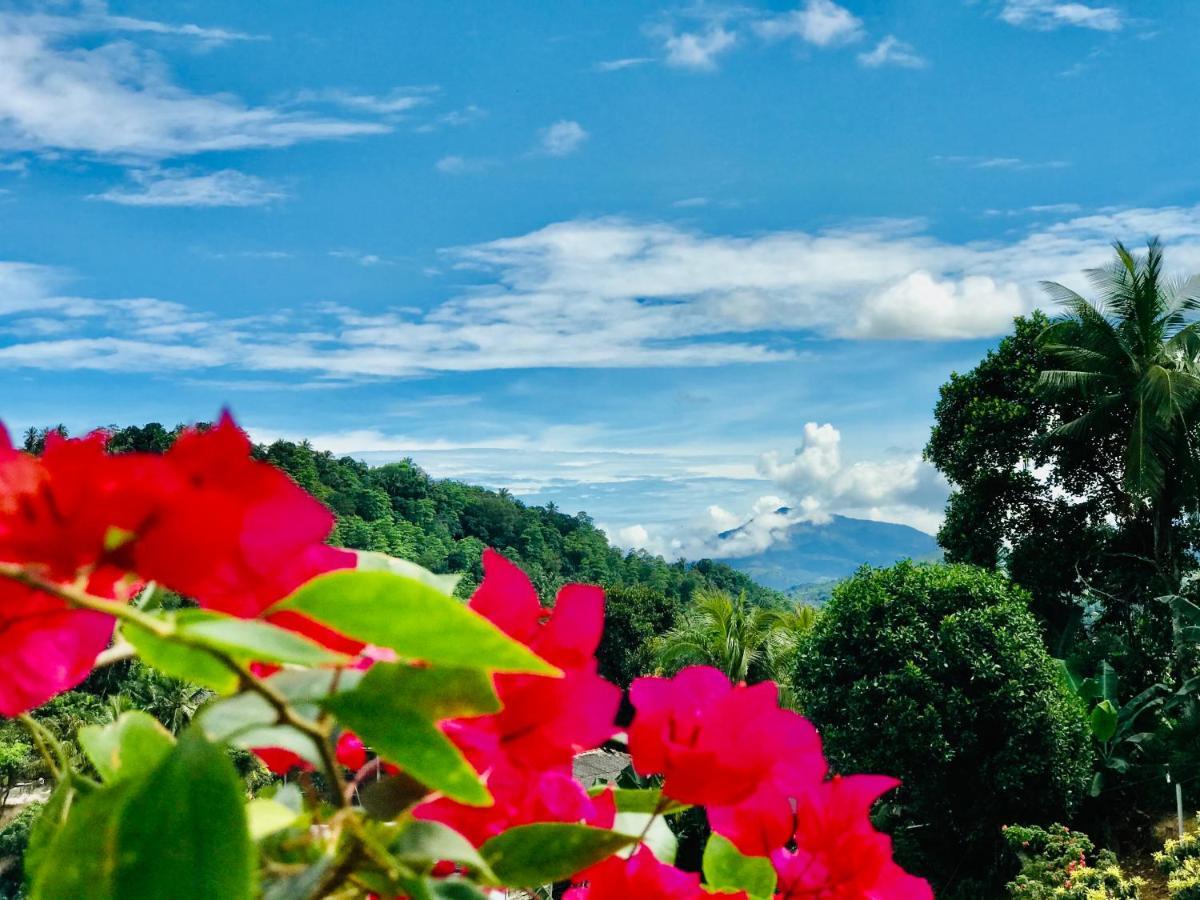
[355, 550, 463, 596]
[324, 667, 496, 806]
[359, 772, 431, 820]
[197, 692, 323, 769]
[481, 824, 637, 887]
[23, 778, 80, 888]
[1090, 699, 1119, 743]
[390, 820, 496, 881]
[33, 728, 254, 900]
[1055, 658, 1084, 695]
[176, 611, 349, 668]
[587, 786, 691, 816]
[702, 833, 777, 900]
[79, 711, 174, 784]
[246, 798, 302, 841]
[1096, 660, 1119, 703]
[123, 618, 239, 694]
[271, 570, 556, 675]
[613, 812, 676, 864]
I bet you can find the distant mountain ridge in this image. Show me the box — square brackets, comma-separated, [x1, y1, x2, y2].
[714, 510, 941, 594]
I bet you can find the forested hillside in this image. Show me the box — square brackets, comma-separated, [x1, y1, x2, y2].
[20, 422, 785, 688]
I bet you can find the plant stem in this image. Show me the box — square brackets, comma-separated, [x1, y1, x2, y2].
[0, 563, 348, 807]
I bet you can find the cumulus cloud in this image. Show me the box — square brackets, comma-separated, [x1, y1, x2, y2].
[537, 120, 589, 157]
[661, 26, 737, 70]
[0, 3, 390, 160]
[753, 1, 864, 47]
[998, 1, 1124, 31]
[857, 35, 927, 69]
[758, 423, 947, 532]
[89, 169, 286, 207]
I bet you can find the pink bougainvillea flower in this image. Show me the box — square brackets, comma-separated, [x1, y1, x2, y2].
[565, 847, 748, 900]
[628, 666, 826, 809]
[131, 413, 358, 647]
[771, 775, 932, 899]
[0, 426, 165, 715]
[416, 759, 613, 847]
[464, 550, 620, 769]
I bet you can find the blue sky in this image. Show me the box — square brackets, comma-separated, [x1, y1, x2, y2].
[2, 0, 1199, 558]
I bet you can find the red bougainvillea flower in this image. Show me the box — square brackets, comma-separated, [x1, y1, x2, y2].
[463, 550, 620, 769]
[131, 413, 358, 651]
[336, 731, 368, 772]
[253, 747, 314, 776]
[565, 848, 748, 900]
[628, 666, 826, 807]
[416, 760, 614, 846]
[770, 775, 932, 899]
[0, 426, 165, 715]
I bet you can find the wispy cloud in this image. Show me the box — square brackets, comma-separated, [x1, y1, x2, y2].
[0, 4, 391, 160]
[537, 120, 589, 157]
[328, 250, 391, 267]
[998, 0, 1124, 31]
[932, 154, 1071, 170]
[857, 35, 927, 69]
[435, 154, 493, 175]
[8, 205, 1200, 378]
[290, 87, 436, 116]
[752, 0, 864, 47]
[595, 57, 654, 72]
[89, 169, 286, 207]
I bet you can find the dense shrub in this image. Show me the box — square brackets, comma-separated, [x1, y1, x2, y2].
[795, 562, 1094, 896]
[1004, 823, 1141, 899]
[1156, 824, 1200, 898]
[0, 803, 41, 899]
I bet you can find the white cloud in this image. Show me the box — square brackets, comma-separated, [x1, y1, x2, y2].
[435, 154, 491, 174]
[89, 169, 286, 207]
[758, 422, 947, 532]
[595, 57, 653, 72]
[0, 5, 391, 159]
[290, 87, 435, 116]
[753, 1, 864, 47]
[328, 250, 389, 267]
[933, 154, 1070, 171]
[661, 26, 738, 70]
[537, 120, 589, 157]
[999, 1, 1124, 31]
[7, 205, 1200, 376]
[857, 35, 927, 69]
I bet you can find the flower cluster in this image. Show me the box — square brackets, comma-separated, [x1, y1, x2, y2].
[0, 412, 932, 898]
[0, 413, 353, 716]
[414, 549, 622, 844]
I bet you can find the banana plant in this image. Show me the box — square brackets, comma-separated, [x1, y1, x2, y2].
[1058, 659, 1166, 796]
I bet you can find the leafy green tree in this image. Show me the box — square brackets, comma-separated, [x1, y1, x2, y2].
[0, 739, 32, 807]
[1038, 239, 1200, 589]
[594, 585, 681, 688]
[796, 562, 1092, 897]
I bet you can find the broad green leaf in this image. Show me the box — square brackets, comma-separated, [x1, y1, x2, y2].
[123, 618, 239, 694]
[197, 692, 324, 769]
[1096, 660, 1119, 704]
[79, 711, 174, 784]
[355, 550, 462, 596]
[481, 824, 637, 887]
[324, 699, 489, 806]
[23, 778, 79, 888]
[33, 728, 254, 900]
[271, 570, 556, 675]
[1090, 699, 1119, 743]
[177, 612, 349, 667]
[246, 798, 301, 841]
[587, 786, 691, 816]
[428, 881, 488, 899]
[613, 811, 676, 864]
[336, 662, 501, 719]
[702, 833, 777, 900]
[359, 772, 431, 820]
[1055, 658, 1083, 695]
[390, 820, 496, 881]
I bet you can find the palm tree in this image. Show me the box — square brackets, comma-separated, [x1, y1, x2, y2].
[1038, 238, 1200, 583]
[652, 589, 817, 696]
